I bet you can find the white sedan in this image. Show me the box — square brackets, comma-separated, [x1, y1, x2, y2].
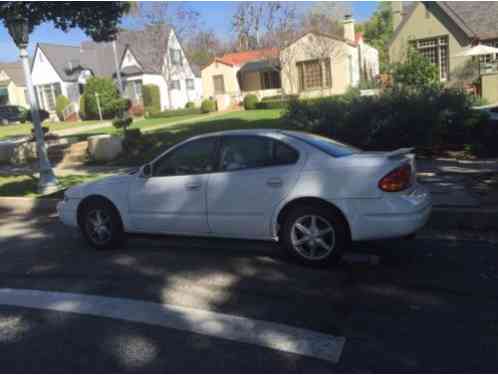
[58, 129, 431, 266]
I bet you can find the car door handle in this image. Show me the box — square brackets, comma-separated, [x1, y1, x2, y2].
[185, 182, 201, 190]
[266, 178, 283, 187]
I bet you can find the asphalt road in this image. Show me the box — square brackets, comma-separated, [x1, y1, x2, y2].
[0, 209, 498, 372]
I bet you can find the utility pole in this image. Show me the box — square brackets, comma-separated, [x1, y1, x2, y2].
[95, 93, 103, 121]
[7, 17, 58, 194]
[112, 40, 124, 96]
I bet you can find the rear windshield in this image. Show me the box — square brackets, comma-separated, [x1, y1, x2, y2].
[287, 132, 361, 157]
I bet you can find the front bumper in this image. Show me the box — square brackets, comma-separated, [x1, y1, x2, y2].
[57, 199, 79, 228]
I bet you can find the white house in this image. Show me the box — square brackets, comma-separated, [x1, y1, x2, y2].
[31, 25, 202, 119]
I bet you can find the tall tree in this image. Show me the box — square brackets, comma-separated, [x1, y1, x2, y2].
[362, 2, 393, 73]
[300, 2, 351, 36]
[184, 30, 224, 67]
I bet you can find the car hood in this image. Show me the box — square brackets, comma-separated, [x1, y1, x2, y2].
[65, 174, 133, 199]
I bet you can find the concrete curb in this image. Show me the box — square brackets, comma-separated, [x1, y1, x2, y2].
[1, 197, 498, 232]
[0, 197, 59, 215]
[428, 207, 498, 231]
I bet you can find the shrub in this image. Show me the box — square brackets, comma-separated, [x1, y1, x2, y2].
[24, 109, 50, 123]
[256, 99, 289, 110]
[283, 86, 493, 154]
[142, 84, 161, 113]
[185, 101, 195, 109]
[82, 76, 120, 119]
[55, 95, 70, 121]
[112, 116, 133, 130]
[391, 48, 439, 88]
[147, 107, 202, 119]
[243, 94, 259, 110]
[79, 95, 86, 120]
[201, 99, 216, 113]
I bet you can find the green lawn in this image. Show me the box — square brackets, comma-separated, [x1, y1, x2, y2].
[0, 120, 104, 140]
[109, 109, 287, 166]
[0, 173, 106, 197]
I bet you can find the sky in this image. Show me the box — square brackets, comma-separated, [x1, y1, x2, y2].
[0, 1, 378, 62]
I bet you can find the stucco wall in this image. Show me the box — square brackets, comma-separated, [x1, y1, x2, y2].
[201, 61, 241, 99]
[481, 73, 498, 104]
[280, 33, 356, 98]
[389, 2, 473, 79]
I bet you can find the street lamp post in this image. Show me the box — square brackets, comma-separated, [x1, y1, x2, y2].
[7, 18, 58, 194]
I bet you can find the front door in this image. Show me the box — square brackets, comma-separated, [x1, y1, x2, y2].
[207, 135, 302, 238]
[128, 137, 218, 235]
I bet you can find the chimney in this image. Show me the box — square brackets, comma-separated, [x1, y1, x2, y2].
[343, 14, 355, 42]
[392, 2, 403, 31]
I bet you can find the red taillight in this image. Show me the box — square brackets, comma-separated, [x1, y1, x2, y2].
[378, 164, 412, 192]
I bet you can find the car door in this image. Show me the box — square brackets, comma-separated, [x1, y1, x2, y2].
[128, 136, 219, 235]
[207, 135, 303, 239]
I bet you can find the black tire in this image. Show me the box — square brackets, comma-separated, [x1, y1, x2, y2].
[280, 204, 348, 267]
[79, 198, 124, 250]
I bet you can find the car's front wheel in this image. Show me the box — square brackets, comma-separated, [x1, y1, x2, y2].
[80, 199, 124, 250]
[280, 204, 347, 266]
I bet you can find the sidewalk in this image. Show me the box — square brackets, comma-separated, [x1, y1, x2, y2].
[417, 157, 498, 208]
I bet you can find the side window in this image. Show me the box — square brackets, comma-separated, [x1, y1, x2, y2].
[219, 136, 299, 172]
[153, 137, 217, 177]
[275, 140, 299, 165]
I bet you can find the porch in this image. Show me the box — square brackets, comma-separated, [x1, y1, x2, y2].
[237, 60, 282, 100]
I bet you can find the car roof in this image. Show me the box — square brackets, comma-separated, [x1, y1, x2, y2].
[190, 128, 287, 140]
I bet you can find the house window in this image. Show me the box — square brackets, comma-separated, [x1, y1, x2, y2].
[213, 75, 225, 94]
[170, 49, 182, 66]
[37, 83, 62, 111]
[412, 36, 449, 81]
[297, 59, 332, 91]
[261, 71, 281, 90]
[0, 86, 8, 105]
[124, 80, 143, 104]
[186, 79, 195, 90]
[168, 80, 180, 90]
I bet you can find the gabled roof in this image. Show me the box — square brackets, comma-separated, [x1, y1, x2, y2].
[35, 25, 174, 82]
[217, 48, 279, 66]
[37, 43, 81, 82]
[0, 62, 25, 86]
[284, 31, 359, 50]
[391, 2, 498, 46]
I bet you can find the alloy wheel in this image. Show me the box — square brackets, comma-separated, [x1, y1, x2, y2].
[290, 215, 336, 260]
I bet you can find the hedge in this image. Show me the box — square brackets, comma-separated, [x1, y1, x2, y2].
[143, 84, 161, 114]
[55, 95, 70, 121]
[243, 94, 259, 110]
[147, 107, 202, 119]
[256, 99, 289, 110]
[82, 76, 120, 119]
[283, 87, 495, 156]
[201, 99, 217, 113]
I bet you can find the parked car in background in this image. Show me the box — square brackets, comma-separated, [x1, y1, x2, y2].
[57, 129, 432, 266]
[0, 105, 27, 125]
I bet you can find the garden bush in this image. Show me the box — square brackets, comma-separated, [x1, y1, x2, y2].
[283, 86, 493, 154]
[79, 95, 86, 120]
[82, 77, 120, 119]
[143, 84, 161, 114]
[185, 101, 195, 109]
[256, 99, 289, 110]
[55, 95, 70, 121]
[201, 99, 217, 113]
[243, 94, 259, 110]
[23, 109, 50, 123]
[147, 107, 202, 119]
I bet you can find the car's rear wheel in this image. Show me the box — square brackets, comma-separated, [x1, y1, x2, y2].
[80, 199, 124, 250]
[280, 204, 347, 266]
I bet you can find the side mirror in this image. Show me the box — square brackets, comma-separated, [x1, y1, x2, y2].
[141, 163, 153, 178]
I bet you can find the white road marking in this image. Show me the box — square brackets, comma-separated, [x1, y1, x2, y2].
[0, 288, 345, 363]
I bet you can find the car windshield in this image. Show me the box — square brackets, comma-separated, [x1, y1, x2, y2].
[286, 132, 361, 157]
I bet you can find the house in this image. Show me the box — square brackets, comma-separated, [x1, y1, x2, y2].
[30, 25, 202, 120]
[201, 15, 379, 109]
[388, 1, 498, 102]
[0, 62, 29, 108]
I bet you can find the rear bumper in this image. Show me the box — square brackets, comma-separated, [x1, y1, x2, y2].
[349, 185, 432, 241]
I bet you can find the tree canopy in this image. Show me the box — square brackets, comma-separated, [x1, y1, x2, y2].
[0, 2, 130, 42]
[363, 2, 393, 73]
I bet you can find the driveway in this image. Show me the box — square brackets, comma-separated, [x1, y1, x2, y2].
[0, 210, 497, 372]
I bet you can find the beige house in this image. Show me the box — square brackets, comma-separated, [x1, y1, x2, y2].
[389, 1, 498, 103]
[201, 16, 379, 109]
[0, 62, 29, 108]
